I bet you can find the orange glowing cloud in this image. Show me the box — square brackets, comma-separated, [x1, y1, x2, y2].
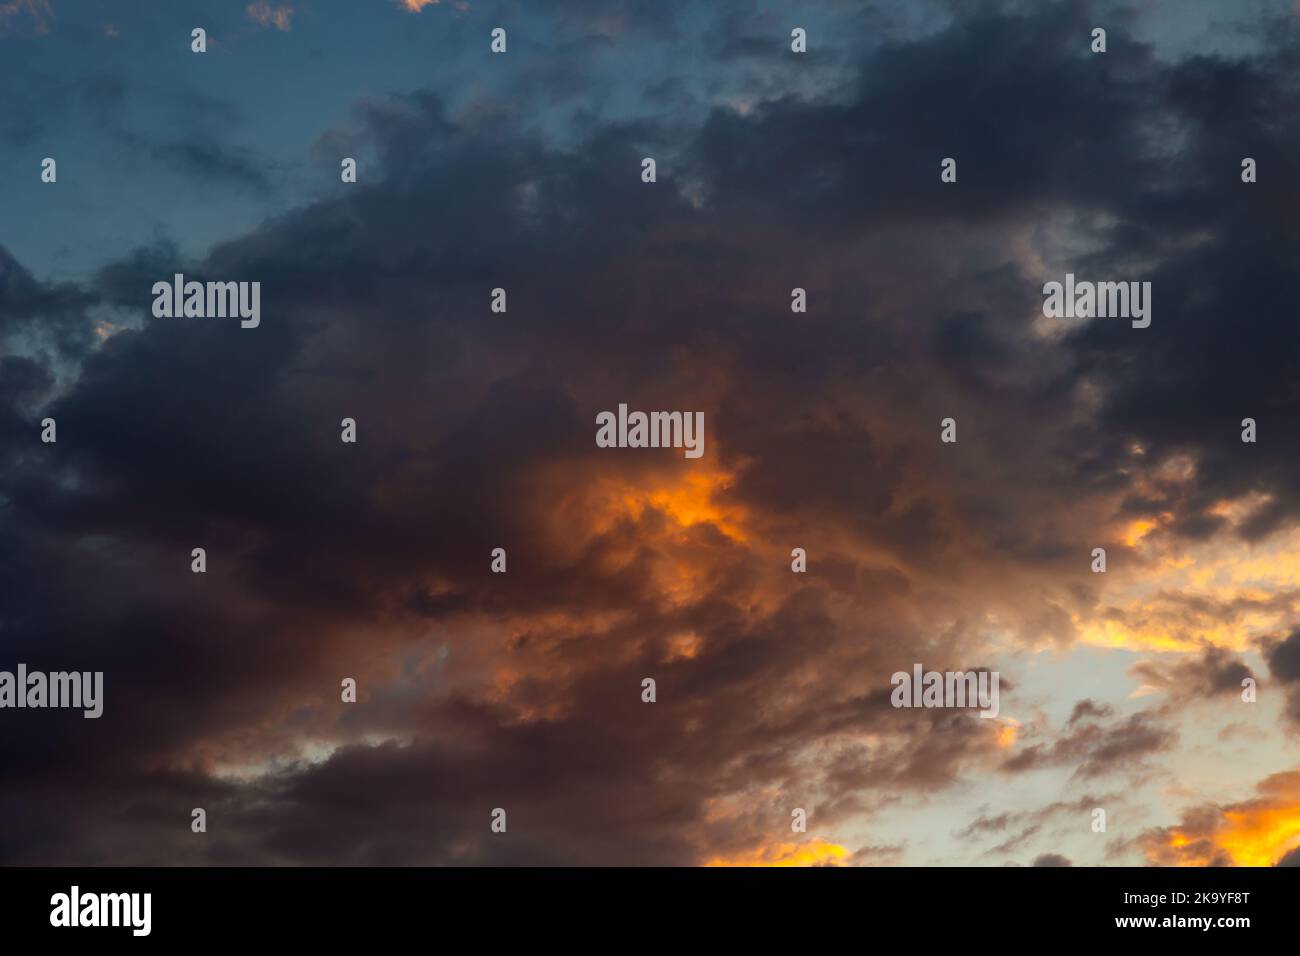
[573, 463, 750, 545]
[994, 718, 1020, 749]
[559, 465, 755, 611]
[1138, 770, 1300, 866]
[706, 839, 850, 867]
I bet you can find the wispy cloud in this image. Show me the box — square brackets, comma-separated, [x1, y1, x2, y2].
[0, 0, 53, 35]
[247, 2, 293, 31]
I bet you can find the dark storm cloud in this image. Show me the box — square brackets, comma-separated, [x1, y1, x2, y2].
[690, 3, 1173, 235]
[1062, 32, 1300, 542]
[676, 0, 1300, 552]
[3, 0, 1300, 865]
[0, 247, 99, 363]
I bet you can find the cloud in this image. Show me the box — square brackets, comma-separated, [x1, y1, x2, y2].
[0, 0, 52, 36]
[706, 839, 850, 867]
[1132, 769, 1300, 866]
[1067, 700, 1114, 726]
[1001, 709, 1176, 779]
[0, 247, 99, 367]
[958, 791, 1122, 862]
[4, 0, 1300, 867]
[1263, 629, 1300, 728]
[1128, 645, 1254, 701]
[146, 140, 275, 194]
[246, 3, 293, 31]
[1265, 629, 1300, 683]
[851, 842, 906, 865]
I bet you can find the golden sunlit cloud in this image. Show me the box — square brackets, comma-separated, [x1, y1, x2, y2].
[1122, 515, 1168, 548]
[1077, 516, 1300, 653]
[1139, 770, 1300, 866]
[599, 467, 750, 543]
[706, 839, 850, 867]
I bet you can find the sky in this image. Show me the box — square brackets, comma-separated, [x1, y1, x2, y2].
[2, 0, 1300, 866]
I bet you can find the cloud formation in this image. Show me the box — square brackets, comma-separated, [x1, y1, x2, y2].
[2, 0, 1300, 866]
